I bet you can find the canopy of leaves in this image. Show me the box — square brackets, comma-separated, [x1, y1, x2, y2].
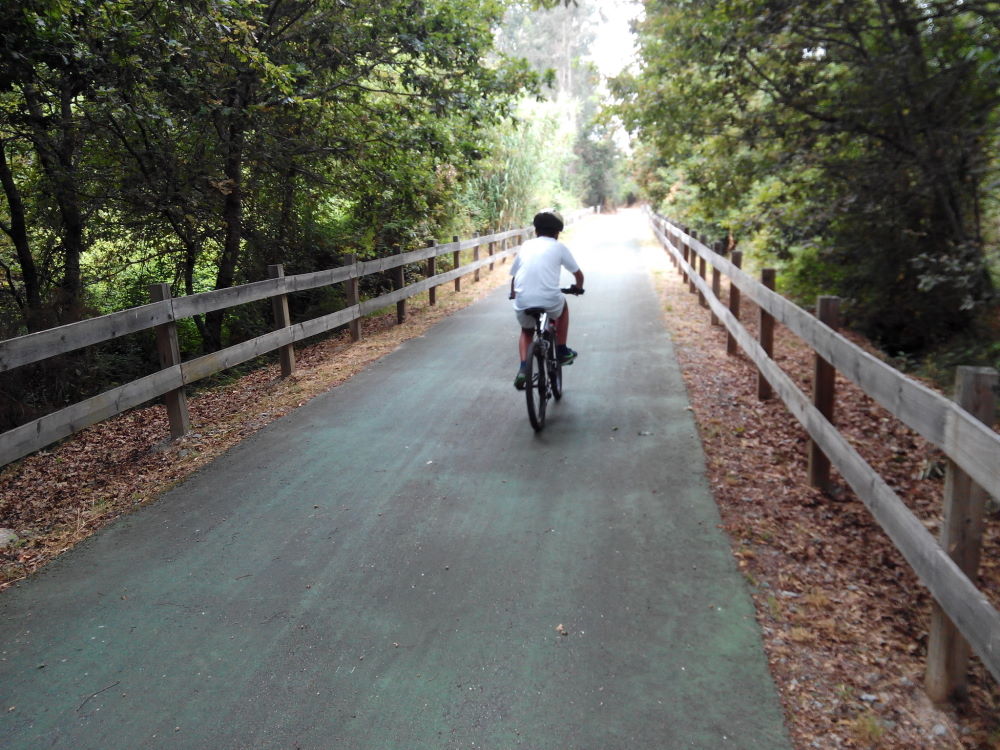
[0, 0, 553, 426]
[490, 0, 634, 216]
[616, 0, 1000, 353]
[0, 0, 537, 344]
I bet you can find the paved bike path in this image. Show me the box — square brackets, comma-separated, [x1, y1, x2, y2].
[0, 211, 791, 749]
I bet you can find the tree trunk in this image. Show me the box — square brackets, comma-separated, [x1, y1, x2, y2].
[0, 140, 43, 330]
[205, 79, 250, 351]
[23, 82, 85, 323]
[275, 162, 297, 266]
[165, 214, 209, 348]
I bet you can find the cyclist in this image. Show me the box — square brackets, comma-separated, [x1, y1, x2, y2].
[509, 209, 585, 390]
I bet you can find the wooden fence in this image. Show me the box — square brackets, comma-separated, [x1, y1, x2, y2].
[0, 210, 591, 468]
[648, 209, 1000, 702]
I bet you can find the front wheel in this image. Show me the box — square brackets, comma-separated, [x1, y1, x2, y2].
[543, 330, 562, 401]
[549, 352, 562, 401]
[525, 340, 547, 431]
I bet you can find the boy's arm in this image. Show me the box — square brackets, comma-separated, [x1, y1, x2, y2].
[509, 255, 520, 299]
[573, 270, 584, 290]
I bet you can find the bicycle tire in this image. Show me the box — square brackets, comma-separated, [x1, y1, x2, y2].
[543, 329, 562, 401]
[549, 352, 562, 401]
[525, 339, 547, 431]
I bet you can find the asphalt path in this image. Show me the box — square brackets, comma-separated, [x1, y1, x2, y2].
[0, 210, 791, 749]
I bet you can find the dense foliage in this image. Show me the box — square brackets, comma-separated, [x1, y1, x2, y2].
[0, 0, 537, 346]
[0, 0, 576, 430]
[615, 0, 1000, 354]
[495, 0, 635, 216]
[1, 0, 634, 429]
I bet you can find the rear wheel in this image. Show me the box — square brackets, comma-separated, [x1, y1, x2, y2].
[525, 340, 547, 431]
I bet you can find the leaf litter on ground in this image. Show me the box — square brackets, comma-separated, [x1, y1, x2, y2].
[0, 261, 514, 589]
[648, 237, 1000, 750]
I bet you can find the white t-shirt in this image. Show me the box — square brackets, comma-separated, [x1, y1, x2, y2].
[510, 236, 580, 311]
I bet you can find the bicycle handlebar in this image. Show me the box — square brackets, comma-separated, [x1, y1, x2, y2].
[561, 285, 585, 296]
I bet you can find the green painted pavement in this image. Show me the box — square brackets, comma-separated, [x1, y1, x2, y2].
[0, 210, 791, 749]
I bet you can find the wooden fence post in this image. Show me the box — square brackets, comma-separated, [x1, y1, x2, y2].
[425, 241, 437, 307]
[148, 283, 190, 438]
[677, 227, 691, 281]
[727, 251, 743, 356]
[685, 230, 696, 294]
[926, 366, 999, 703]
[344, 254, 361, 342]
[473, 233, 481, 283]
[808, 296, 841, 489]
[757, 269, 776, 400]
[678, 226, 686, 277]
[710, 241, 722, 325]
[697, 234, 708, 308]
[489, 239, 495, 272]
[391, 245, 406, 324]
[453, 235, 461, 292]
[267, 264, 295, 377]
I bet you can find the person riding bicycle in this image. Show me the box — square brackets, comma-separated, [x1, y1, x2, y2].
[509, 209, 585, 390]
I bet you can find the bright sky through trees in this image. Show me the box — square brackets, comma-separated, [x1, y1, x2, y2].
[588, 0, 641, 77]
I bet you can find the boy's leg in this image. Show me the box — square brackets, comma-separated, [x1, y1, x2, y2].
[555, 301, 570, 346]
[514, 328, 533, 389]
[518, 328, 533, 361]
[553, 300, 577, 363]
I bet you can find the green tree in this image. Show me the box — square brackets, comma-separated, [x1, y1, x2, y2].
[462, 101, 576, 231]
[497, 0, 599, 102]
[575, 120, 628, 209]
[0, 0, 535, 347]
[0, 0, 132, 326]
[617, 0, 1000, 352]
[492, 0, 633, 213]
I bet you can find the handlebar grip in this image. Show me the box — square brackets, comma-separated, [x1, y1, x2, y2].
[560, 286, 584, 296]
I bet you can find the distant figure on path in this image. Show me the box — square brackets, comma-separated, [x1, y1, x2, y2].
[509, 209, 585, 390]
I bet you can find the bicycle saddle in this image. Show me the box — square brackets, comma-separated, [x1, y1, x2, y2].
[524, 308, 546, 318]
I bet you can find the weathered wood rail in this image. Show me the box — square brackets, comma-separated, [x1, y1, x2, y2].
[648, 209, 1000, 701]
[0, 211, 591, 467]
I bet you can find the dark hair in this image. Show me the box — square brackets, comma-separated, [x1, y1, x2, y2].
[532, 210, 564, 235]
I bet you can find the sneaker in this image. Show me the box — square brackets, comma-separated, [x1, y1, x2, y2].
[557, 346, 577, 365]
[514, 367, 527, 390]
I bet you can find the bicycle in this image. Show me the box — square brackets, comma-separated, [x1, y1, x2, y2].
[523, 285, 584, 431]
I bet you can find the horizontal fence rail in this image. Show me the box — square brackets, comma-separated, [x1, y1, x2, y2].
[0, 227, 533, 373]
[0, 211, 592, 467]
[647, 209, 1000, 693]
[650, 214, 1000, 502]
